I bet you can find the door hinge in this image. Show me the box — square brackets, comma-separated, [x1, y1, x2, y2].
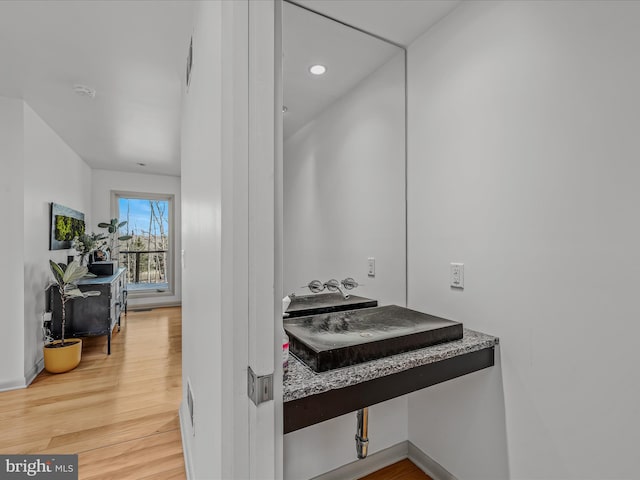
[247, 367, 273, 406]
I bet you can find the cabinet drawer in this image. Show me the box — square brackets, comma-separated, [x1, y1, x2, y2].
[48, 268, 126, 341]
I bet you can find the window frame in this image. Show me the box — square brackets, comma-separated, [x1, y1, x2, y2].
[111, 190, 176, 299]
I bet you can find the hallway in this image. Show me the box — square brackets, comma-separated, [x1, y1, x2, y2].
[0, 307, 184, 479]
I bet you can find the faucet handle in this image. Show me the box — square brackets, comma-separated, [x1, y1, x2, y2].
[303, 279, 324, 293]
[341, 277, 361, 290]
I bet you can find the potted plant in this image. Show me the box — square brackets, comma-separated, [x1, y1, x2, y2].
[44, 260, 100, 373]
[97, 219, 132, 261]
[72, 232, 107, 265]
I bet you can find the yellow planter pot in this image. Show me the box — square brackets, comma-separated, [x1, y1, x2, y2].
[43, 339, 82, 374]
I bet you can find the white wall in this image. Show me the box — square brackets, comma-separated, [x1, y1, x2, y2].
[0, 97, 91, 390]
[0, 96, 25, 390]
[181, 2, 282, 477]
[283, 52, 407, 479]
[23, 103, 92, 384]
[91, 169, 182, 308]
[180, 1, 224, 478]
[284, 52, 406, 307]
[284, 396, 408, 480]
[407, 1, 640, 478]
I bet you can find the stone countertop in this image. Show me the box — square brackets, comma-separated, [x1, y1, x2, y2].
[284, 328, 498, 403]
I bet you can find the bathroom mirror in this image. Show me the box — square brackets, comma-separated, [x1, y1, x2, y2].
[283, 2, 406, 306]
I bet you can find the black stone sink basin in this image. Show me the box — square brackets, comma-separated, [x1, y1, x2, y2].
[284, 305, 463, 372]
[285, 293, 377, 318]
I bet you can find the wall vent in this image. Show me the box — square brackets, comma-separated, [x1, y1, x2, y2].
[186, 36, 193, 90]
[186, 379, 195, 435]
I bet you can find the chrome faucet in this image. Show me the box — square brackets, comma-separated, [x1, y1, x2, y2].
[301, 277, 362, 299]
[324, 279, 350, 299]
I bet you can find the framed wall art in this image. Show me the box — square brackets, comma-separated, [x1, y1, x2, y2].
[50, 203, 85, 250]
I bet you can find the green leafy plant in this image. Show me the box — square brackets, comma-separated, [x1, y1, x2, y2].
[98, 219, 133, 259]
[72, 232, 107, 257]
[48, 260, 100, 346]
[55, 215, 85, 241]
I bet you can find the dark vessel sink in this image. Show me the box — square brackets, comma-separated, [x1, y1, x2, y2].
[285, 293, 378, 318]
[284, 305, 463, 372]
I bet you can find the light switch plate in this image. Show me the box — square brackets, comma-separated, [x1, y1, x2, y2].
[450, 263, 464, 289]
[367, 257, 375, 277]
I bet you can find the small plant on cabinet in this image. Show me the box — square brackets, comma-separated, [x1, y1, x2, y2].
[97, 219, 132, 260]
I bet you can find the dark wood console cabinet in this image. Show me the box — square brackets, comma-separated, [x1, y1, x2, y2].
[47, 267, 127, 354]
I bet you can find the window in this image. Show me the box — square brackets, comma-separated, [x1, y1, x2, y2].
[113, 192, 175, 297]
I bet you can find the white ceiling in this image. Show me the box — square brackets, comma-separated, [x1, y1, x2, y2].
[0, 0, 458, 176]
[291, 0, 462, 47]
[283, 2, 401, 139]
[283, 0, 461, 139]
[0, 0, 194, 177]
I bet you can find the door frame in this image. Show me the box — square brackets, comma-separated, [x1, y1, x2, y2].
[181, 1, 283, 477]
[247, 0, 284, 477]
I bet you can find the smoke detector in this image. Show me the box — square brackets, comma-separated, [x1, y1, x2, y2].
[73, 84, 96, 98]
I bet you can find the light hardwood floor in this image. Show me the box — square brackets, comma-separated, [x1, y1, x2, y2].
[3, 307, 431, 480]
[0, 306, 185, 480]
[359, 459, 433, 480]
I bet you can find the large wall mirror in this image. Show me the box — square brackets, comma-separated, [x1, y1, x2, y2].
[283, 1, 406, 307]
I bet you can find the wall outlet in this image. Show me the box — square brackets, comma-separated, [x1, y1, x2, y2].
[367, 257, 375, 277]
[450, 263, 464, 289]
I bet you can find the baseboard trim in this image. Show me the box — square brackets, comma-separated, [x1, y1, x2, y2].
[408, 441, 457, 480]
[127, 301, 182, 311]
[308, 440, 456, 480]
[179, 400, 195, 480]
[0, 358, 44, 393]
[0, 377, 26, 392]
[25, 357, 44, 387]
[311, 442, 409, 480]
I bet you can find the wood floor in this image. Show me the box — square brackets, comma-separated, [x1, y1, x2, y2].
[2, 306, 431, 480]
[0, 307, 185, 480]
[359, 459, 433, 480]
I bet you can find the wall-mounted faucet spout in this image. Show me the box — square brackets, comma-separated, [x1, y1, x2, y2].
[355, 407, 369, 459]
[337, 285, 350, 299]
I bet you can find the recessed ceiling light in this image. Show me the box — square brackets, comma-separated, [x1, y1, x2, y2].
[73, 84, 96, 98]
[309, 64, 326, 75]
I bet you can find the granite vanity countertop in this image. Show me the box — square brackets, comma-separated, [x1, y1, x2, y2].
[284, 328, 498, 402]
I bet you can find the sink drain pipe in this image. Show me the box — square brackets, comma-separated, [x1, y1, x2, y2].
[355, 407, 369, 459]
